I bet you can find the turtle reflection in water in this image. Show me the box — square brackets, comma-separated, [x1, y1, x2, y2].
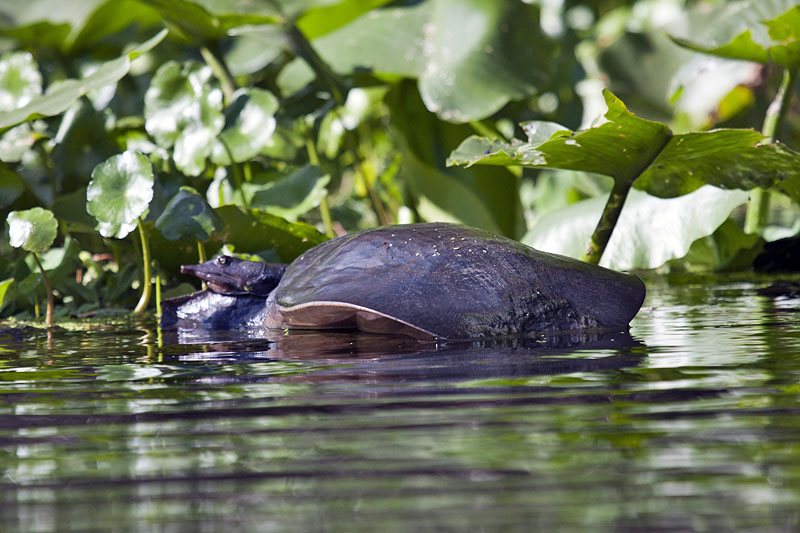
[161, 223, 646, 340]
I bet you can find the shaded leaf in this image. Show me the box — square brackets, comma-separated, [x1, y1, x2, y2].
[7, 207, 58, 253]
[87, 151, 154, 239]
[244, 165, 330, 222]
[210, 88, 279, 164]
[0, 165, 25, 210]
[524, 187, 749, 270]
[155, 186, 224, 241]
[210, 205, 327, 261]
[144, 60, 224, 176]
[0, 29, 167, 131]
[316, 0, 553, 122]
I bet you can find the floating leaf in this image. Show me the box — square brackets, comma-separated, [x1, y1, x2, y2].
[7, 207, 58, 254]
[210, 88, 279, 164]
[87, 151, 154, 239]
[524, 187, 749, 270]
[144, 60, 224, 176]
[0, 165, 25, 210]
[449, 90, 800, 197]
[316, 0, 553, 122]
[243, 166, 330, 222]
[0, 29, 167, 131]
[671, 1, 800, 68]
[0, 51, 42, 112]
[155, 186, 224, 241]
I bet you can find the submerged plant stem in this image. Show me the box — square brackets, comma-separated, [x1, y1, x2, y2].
[581, 180, 633, 264]
[744, 67, 799, 234]
[32, 252, 54, 327]
[133, 218, 151, 314]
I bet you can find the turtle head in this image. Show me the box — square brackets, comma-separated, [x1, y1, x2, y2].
[181, 255, 286, 296]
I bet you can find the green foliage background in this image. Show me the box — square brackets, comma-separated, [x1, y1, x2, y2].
[0, 0, 799, 319]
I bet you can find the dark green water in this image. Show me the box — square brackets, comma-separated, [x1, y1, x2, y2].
[2, 281, 800, 532]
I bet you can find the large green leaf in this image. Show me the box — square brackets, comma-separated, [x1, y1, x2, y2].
[671, 0, 800, 68]
[87, 151, 155, 239]
[297, 0, 394, 39]
[524, 187, 749, 270]
[0, 29, 167, 131]
[210, 88, 279, 165]
[449, 90, 800, 197]
[315, 0, 553, 122]
[243, 165, 330, 222]
[210, 205, 327, 261]
[144, 60, 224, 176]
[138, 0, 281, 42]
[0, 51, 42, 112]
[155, 186, 223, 241]
[7, 207, 58, 254]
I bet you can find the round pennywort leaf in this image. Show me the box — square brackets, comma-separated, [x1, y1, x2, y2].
[0, 51, 43, 112]
[87, 151, 154, 239]
[144, 61, 224, 176]
[7, 207, 57, 253]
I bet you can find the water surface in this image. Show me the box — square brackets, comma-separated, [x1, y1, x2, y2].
[2, 280, 800, 531]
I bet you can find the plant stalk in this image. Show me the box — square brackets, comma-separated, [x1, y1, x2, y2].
[197, 241, 208, 290]
[133, 218, 152, 314]
[32, 252, 54, 327]
[744, 67, 799, 234]
[200, 45, 236, 105]
[581, 179, 634, 264]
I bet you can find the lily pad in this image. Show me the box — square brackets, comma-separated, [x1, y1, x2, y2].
[7, 207, 58, 253]
[243, 165, 330, 222]
[87, 151, 155, 239]
[155, 186, 224, 241]
[0, 51, 42, 112]
[144, 60, 224, 176]
[210, 88, 279, 165]
[0, 29, 166, 131]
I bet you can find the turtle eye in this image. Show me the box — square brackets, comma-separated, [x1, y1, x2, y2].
[216, 256, 229, 266]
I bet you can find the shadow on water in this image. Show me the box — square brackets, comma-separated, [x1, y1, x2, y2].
[3, 280, 800, 531]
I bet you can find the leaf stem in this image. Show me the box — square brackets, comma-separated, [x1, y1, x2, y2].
[155, 269, 162, 318]
[200, 45, 236, 105]
[133, 218, 152, 314]
[303, 128, 336, 237]
[285, 22, 346, 106]
[197, 241, 208, 290]
[744, 67, 799, 234]
[581, 179, 633, 264]
[32, 252, 54, 327]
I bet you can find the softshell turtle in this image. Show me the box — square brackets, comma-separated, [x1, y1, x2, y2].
[167, 223, 645, 340]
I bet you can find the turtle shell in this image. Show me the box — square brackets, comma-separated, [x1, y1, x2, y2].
[263, 223, 645, 340]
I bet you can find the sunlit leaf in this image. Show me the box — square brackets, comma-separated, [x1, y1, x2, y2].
[0, 51, 42, 112]
[87, 151, 154, 239]
[0, 123, 37, 162]
[0, 29, 167, 131]
[671, 1, 800, 68]
[144, 60, 224, 176]
[155, 186, 224, 241]
[524, 187, 749, 270]
[7, 207, 58, 253]
[210, 88, 279, 165]
[0, 165, 25, 210]
[316, 0, 553, 122]
[243, 165, 330, 222]
[449, 90, 800, 196]
[297, 0, 394, 39]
